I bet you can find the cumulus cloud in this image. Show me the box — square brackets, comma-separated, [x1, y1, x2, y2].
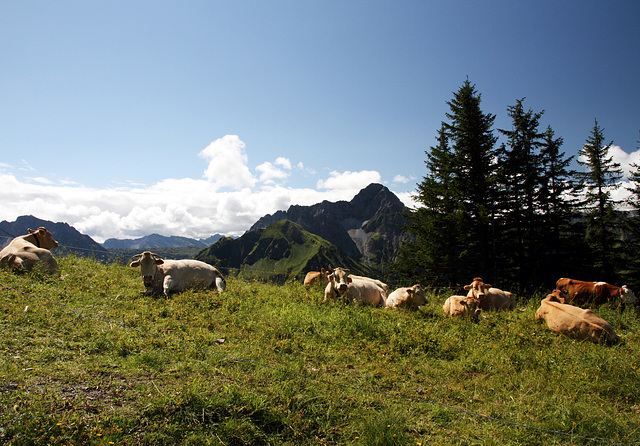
[317, 170, 382, 191]
[579, 144, 640, 181]
[0, 136, 404, 244]
[199, 135, 256, 189]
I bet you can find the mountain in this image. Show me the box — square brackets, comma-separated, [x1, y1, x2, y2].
[250, 183, 409, 268]
[0, 215, 109, 261]
[102, 233, 224, 249]
[196, 220, 374, 283]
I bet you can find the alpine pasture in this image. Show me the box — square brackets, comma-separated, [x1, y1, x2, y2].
[1, 256, 639, 445]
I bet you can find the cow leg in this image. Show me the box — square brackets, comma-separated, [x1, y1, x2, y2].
[214, 276, 226, 293]
[163, 276, 176, 296]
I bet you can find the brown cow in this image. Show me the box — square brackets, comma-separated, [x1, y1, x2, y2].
[464, 277, 515, 311]
[324, 267, 386, 306]
[535, 291, 620, 344]
[303, 269, 330, 287]
[442, 295, 481, 321]
[385, 284, 426, 310]
[0, 227, 59, 274]
[555, 278, 637, 306]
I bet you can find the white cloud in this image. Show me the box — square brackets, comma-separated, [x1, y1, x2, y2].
[199, 135, 256, 190]
[579, 144, 640, 181]
[393, 174, 415, 184]
[317, 170, 382, 191]
[0, 137, 406, 244]
[256, 161, 290, 184]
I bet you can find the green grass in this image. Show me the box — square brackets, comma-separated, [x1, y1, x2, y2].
[1, 256, 639, 445]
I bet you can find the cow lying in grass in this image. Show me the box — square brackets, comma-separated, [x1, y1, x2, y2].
[442, 295, 481, 322]
[323, 267, 387, 306]
[385, 284, 426, 310]
[535, 290, 619, 345]
[0, 227, 59, 274]
[130, 251, 226, 296]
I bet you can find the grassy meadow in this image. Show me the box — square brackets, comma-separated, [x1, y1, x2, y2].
[1, 256, 639, 445]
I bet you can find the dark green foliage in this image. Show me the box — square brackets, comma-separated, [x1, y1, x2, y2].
[397, 80, 498, 286]
[576, 119, 624, 282]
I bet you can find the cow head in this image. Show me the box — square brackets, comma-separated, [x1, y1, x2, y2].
[546, 289, 565, 304]
[620, 285, 638, 305]
[28, 227, 58, 250]
[130, 251, 164, 290]
[461, 296, 482, 322]
[327, 267, 351, 296]
[407, 284, 427, 307]
[464, 277, 491, 300]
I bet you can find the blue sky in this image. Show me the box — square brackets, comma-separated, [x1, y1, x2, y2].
[1, 1, 639, 242]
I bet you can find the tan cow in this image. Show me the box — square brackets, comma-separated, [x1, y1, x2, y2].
[0, 227, 59, 274]
[464, 277, 515, 311]
[348, 274, 390, 294]
[442, 295, 481, 321]
[555, 278, 637, 306]
[535, 291, 620, 345]
[324, 267, 386, 306]
[130, 251, 226, 296]
[303, 269, 330, 287]
[385, 284, 426, 310]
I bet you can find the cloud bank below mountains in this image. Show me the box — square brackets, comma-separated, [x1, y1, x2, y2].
[0, 135, 415, 243]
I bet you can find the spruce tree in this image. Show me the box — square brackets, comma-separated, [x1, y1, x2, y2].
[496, 99, 545, 288]
[576, 119, 623, 281]
[623, 132, 640, 286]
[398, 80, 498, 286]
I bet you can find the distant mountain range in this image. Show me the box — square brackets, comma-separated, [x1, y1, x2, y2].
[102, 233, 223, 249]
[1, 184, 411, 279]
[0, 215, 109, 261]
[196, 219, 374, 282]
[250, 183, 409, 269]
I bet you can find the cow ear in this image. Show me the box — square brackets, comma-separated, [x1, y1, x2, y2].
[346, 276, 352, 283]
[155, 258, 164, 265]
[130, 260, 140, 268]
[27, 228, 35, 234]
[407, 289, 414, 295]
[464, 285, 471, 290]
[321, 268, 326, 274]
[485, 284, 492, 289]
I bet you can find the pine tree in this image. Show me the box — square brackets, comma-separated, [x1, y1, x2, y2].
[398, 80, 498, 286]
[576, 119, 623, 281]
[537, 126, 585, 284]
[623, 132, 640, 286]
[496, 99, 545, 288]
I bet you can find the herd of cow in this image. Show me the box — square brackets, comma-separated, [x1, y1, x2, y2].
[2, 227, 638, 346]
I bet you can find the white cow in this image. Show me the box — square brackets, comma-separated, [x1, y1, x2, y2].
[324, 267, 387, 306]
[130, 251, 226, 296]
[0, 227, 59, 274]
[385, 284, 426, 310]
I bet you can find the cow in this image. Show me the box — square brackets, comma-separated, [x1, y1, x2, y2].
[348, 274, 390, 295]
[129, 251, 226, 296]
[323, 267, 386, 306]
[464, 277, 516, 311]
[535, 290, 620, 345]
[555, 278, 637, 307]
[385, 284, 426, 310]
[0, 227, 59, 274]
[442, 295, 481, 321]
[303, 269, 330, 287]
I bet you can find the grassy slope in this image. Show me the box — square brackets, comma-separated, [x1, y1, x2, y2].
[1, 256, 639, 445]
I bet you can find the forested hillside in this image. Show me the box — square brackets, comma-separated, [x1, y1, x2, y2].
[395, 80, 640, 293]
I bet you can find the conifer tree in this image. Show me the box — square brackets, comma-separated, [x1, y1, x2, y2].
[496, 99, 545, 288]
[623, 132, 640, 286]
[398, 80, 498, 285]
[576, 119, 623, 281]
[537, 126, 585, 283]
